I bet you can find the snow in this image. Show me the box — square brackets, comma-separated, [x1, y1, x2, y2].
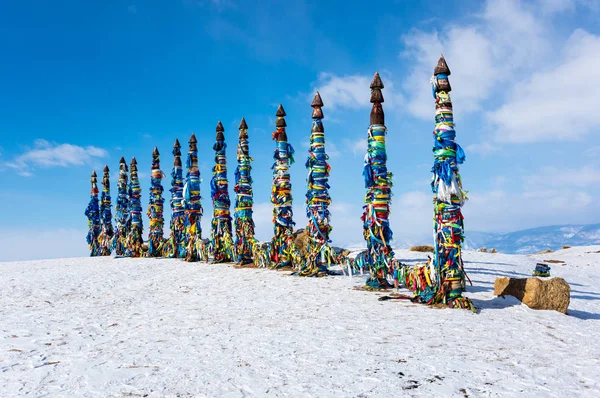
[1, 246, 599, 397]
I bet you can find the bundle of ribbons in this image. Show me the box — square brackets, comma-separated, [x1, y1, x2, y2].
[361, 72, 395, 289]
[351, 251, 369, 274]
[298, 92, 333, 277]
[163, 139, 186, 258]
[233, 117, 256, 265]
[210, 121, 234, 262]
[533, 263, 551, 277]
[126, 157, 144, 257]
[113, 157, 130, 255]
[98, 165, 114, 255]
[146, 147, 165, 257]
[84, 170, 101, 256]
[251, 238, 270, 268]
[269, 104, 298, 269]
[406, 55, 475, 312]
[184, 133, 205, 262]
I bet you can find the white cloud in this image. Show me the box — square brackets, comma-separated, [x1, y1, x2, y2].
[465, 188, 596, 232]
[537, 0, 576, 14]
[399, 0, 600, 144]
[585, 146, 600, 158]
[312, 72, 401, 111]
[465, 142, 498, 155]
[326, 141, 341, 158]
[342, 136, 365, 156]
[0, 228, 89, 262]
[251, 202, 273, 242]
[2, 139, 109, 176]
[312, 73, 370, 110]
[389, 191, 433, 245]
[490, 29, 600, 143]
[401, 0, 550, 121]
[183, 0, 236, 10]
[523, 165, 600, 189]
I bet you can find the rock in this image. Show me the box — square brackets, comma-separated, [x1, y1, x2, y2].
[293, 229, 309, 258]
[493, 277, 570, 314]
[333, 246, 351, 257]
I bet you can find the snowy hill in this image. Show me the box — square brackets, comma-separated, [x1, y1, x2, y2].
[465, 224, 600, 254]
[1, 247, 599, 396]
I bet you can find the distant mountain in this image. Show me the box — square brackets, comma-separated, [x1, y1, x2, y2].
[464, 224, 600, 254]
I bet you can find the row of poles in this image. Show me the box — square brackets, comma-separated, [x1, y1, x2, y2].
[84, 55, 475, 311]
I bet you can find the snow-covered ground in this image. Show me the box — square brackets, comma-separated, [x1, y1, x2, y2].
[1, 246, 599, 397]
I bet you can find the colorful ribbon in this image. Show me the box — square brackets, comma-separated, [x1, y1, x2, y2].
[126, 157, 144, 257]
[533, 263, 551, 277]
[98, 166, 114, 256]
[233, 118, 256, 265]
[298, 92, 333, 277]
[184, 133, 205, 262]
[210, 122, 234, 262]
[269, 104, 298, 269]
[113, 158, 130, 256]
[84, 170, 101, 256]
[163, 139, 186, 258]
[407, 55, 475, 312]
[361, 73, 394, 289]
[146, 147, 165, 257]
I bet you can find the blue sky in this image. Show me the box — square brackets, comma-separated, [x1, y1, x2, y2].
[1, 0, 599, 261]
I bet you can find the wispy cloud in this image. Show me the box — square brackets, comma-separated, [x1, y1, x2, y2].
[0, 228, 89, 261]
[312, 73, 371, 110]
[323, 140, 341, 158]
[341, 136, 366, 157]
[490, 29, 600, 143]
[311, 72, 402, 111]
[465, 142, 498, 155]
[399, 0, 600, 144]
[401, 0, 550, 120]
[1, 139, 108, 176]
[184, 0, 236, 11]
[523, 165, 600, 189]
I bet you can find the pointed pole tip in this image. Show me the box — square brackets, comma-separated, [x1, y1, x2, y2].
[370, 71, 384, 89]
[311, 91, 324, 107]
[276, 104, 286, 117]
[238, 117, 248, 130]
[434, 54, 451, 75]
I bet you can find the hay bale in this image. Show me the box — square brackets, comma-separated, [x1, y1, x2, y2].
[490, 248, 497, 254]
[494, 276, 571, 314]
[409, 245, 434, 253]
